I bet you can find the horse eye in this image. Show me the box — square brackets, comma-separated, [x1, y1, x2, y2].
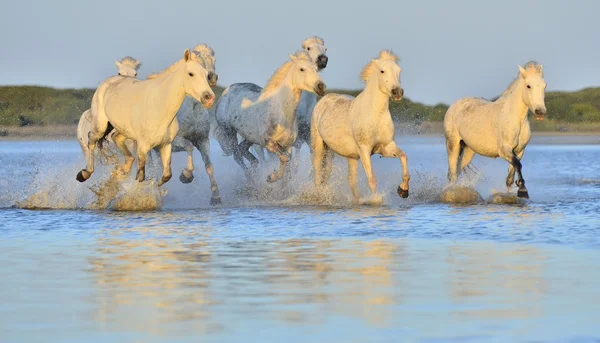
[118, 73, 121, 76]
[189, 73, 194, 77]
[300, 68, 305, 72]
[527, 85, 531, 89]
[134, 73, 137, 77]
[380, 70, 385, 74]
[307, 47, 311, 51]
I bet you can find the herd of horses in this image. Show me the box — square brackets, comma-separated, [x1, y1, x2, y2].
[76, 36, 547, 205]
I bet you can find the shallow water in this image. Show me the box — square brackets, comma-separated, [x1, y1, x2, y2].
[1, 137, 600, 342]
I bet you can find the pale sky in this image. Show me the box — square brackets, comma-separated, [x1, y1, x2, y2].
[1, 0, 599, 105]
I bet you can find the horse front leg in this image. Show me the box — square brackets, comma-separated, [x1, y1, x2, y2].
[179, 140, 195, 184]
[358, 146, 378, 198]
[506, 150, 525, 192]
[157, 143, 173, 186]
[347, 158, 360, 203]
[381, 142, 410, 198]
[500, 146, 528, 198]
[265, 139, 290, 183]
[194, 139, 222, 205]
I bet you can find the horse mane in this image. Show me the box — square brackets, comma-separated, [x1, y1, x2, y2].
[360, 50, 399, 81]
[301, 36, 324, 48]
[193, 43, 215, 57]
[120, 56, 141, 70]
[261, 50, 312, 95]
[500, 60, 543, 97]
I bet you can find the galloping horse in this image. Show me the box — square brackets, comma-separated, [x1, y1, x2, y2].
[214, 50, 326, 183]
[444, 61, 547, 198]
[311, 50, 410, 202]
[76, 50, 215, 187]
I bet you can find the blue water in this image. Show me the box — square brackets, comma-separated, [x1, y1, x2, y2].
[1, 137, 600, 342]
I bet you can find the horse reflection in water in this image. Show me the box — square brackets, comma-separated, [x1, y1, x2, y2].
[87, 226, 403, 330]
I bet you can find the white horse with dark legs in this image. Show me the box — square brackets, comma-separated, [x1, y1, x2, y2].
[253, 36, 328, 163]
[77, 56, 141, 162]
[311, 50, 410, 202]
[214, 50, 326, 183]
[147, 44, 222, 205]
[76, 49, 215, 187]
[444, 61, 547, 198]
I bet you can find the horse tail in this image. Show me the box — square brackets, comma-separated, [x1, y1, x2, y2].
[96, 123, 119, 165]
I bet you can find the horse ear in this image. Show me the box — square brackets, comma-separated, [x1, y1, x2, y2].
[184, 49, 191, 62]
[538, 64, 544, 73]
[289, 54, 298, 62]
[518, 65, 527, 78]
[115, 60, 121, 68]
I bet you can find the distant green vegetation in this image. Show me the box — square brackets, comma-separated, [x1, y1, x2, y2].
[2, 85, 600, 130]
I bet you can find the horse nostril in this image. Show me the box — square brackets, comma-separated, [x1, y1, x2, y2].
[318, 82, 325, 91]
[203, 92, 212, 101]
[400, 88, 404, 96]
[535, 109, 545, 115]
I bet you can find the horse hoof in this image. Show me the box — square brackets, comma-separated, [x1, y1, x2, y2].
[397, 186, 409, 198]
[179, 172, 194, 184]
[210, 196, 222, 206]
[76, 170, 88, 183]
[517, 188, 529, 199]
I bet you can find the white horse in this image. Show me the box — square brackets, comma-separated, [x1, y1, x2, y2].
[444, 61, 547, 198]
[253, 36, 328, 163]
[311, 50, 410, 202]
[214, 50, 326, 183]
[77, 56, 141, 162]
[166, 44, 222, 205]
[76, 49, 215, 187]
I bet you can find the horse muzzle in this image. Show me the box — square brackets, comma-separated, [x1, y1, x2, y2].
[534, 108, 546, 121]
[208, 72, 218, 88]
[315, 82, 326, 96]
[391, 87, 404, 102]
[317, 55, 328, 70]
[201, 92, 215, 108]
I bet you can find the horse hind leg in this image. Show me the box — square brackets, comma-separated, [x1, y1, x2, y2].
[445, 137, 462, 183]
[194, 139, 222, 205]
[458, 145, 476, 178]
[239, 140, 259, 168]
[347, 158, 360, 203]
[77, 121, 112, 182]
[112, 132, 135, 178]
[311, 133, 326, 187]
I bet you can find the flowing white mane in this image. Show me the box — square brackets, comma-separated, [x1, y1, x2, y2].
[120, 56, 142, 70]
[262, 50, 312, 95]
[501, 60, 544, 97]
[360, 50, 400, 82]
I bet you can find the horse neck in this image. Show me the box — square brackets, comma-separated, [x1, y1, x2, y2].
[496, 77, 529, 123]
[356, 77, 390, 117]
[260, 78, 302, 124]
[149, 61, 187, 120]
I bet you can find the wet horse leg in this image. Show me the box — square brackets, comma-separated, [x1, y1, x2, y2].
[381, 142, 410, 198]
[506, 150, 525, 193]
[500, 146, 528, 198]
[265, 139, 290, 183]
[194, 139, 222, 205]
[239, 140, 259, 168]
[77, 119, 110, 182]
[179, 140, 195, 184]
[157, 143, 173, 186]
[358, 146, 378, 198]
[112, 132, 135, 178]
[347, 158, 360, 203]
